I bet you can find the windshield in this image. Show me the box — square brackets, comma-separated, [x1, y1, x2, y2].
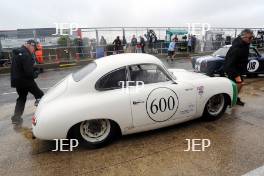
[212, 47, 230, 57]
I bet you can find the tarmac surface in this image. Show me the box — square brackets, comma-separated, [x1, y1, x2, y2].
[0, 57, 264, 176]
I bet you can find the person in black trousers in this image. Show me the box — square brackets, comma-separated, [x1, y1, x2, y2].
[139, 36, 146, 53]
[224, 29, 254, 106]
[113, 36, 122, 54]
[11, 40, 44, 124]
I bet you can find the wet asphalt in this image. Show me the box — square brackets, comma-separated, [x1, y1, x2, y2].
[0, 57, 264, 176]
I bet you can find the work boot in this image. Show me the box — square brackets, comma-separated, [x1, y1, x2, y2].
[236, 97, 245, 106]
[11, 116, 23, 125]
[34, 99, 41, 106]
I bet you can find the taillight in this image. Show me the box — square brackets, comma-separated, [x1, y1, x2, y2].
[32, 115, 37, 126]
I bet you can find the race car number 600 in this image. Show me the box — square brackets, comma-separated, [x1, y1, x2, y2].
[146, 87, 179, 122]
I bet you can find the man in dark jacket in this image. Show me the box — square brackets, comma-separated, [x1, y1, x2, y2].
[112, 36, 122, 54]
[11, 40, 44, 124]
[139, 36, 146, 53]
[224, 29, 254, 106]
[130, 35, 137, 53]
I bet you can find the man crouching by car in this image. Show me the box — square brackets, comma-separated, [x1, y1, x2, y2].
[10, 40, 44, 124]
[224, 29, 254, 106]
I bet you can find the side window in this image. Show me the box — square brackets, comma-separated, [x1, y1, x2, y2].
[129, 64, 171, 84]
[96, 67, 127, 90]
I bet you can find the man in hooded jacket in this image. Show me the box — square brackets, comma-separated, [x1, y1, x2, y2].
[224, 29, 254, 106]
[11, 40, 44, 124]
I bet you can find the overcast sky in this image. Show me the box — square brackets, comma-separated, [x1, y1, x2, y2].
[1, 0, 264, 30]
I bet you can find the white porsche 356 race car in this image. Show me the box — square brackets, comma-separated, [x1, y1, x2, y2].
[32, 53, 237, 148]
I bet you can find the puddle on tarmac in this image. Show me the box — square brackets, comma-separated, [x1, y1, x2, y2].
[204, 124, 217, 132]
[12, 124, 56, 154]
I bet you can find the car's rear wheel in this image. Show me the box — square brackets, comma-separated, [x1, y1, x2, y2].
[203, 94, 227, 121]
[75, 119, 119, 148]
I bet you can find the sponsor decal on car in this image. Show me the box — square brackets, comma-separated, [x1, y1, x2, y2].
[197, 86, 204, 96]
[180, 104, 195, 115]
[231, 80, 238, 106]
[146, 87, 179, 122]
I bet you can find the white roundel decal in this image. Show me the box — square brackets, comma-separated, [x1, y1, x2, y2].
[146, 87, 179, 122]
[247, 60, 259, 72]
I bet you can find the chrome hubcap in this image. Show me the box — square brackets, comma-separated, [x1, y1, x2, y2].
[80, 119, 110, 142]
[207, 94, 225, 116]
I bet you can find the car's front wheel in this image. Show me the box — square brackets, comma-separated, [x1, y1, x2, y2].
[202, 94, 227, 121]
[74, 119, 119, 148]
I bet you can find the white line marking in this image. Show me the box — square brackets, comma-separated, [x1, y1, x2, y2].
[0, 88, 50, 96]
[242, 165, 264, 176]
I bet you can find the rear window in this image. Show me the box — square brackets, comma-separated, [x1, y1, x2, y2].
[72, 62, 97, 82]
[95, 67, 127, 90]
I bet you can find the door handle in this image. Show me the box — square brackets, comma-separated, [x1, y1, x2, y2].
[133, 100, 145, 105]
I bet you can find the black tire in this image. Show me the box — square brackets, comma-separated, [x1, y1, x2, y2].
[74, 119, 120, 148]
[202, 94, 227, 121]
[246, 73, 258, 78]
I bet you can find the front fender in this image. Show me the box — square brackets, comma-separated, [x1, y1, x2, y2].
[194, 77, 235, 117]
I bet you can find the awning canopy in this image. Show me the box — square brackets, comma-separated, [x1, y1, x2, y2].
[166, 29, 188, 36]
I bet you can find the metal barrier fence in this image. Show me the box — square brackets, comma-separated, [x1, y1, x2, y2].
[1, 25, 264, 66]
[1, 40, 264, 67]
[37, 40, 227, 63]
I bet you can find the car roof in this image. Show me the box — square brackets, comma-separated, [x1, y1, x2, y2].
[94, 53, 163, 71]
[73, 54, 166, 91]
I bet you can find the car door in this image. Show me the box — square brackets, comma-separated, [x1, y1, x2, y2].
[95, 67, 133, 130]
[128, 64, 196, 129]
[247, 48, 262, 73]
